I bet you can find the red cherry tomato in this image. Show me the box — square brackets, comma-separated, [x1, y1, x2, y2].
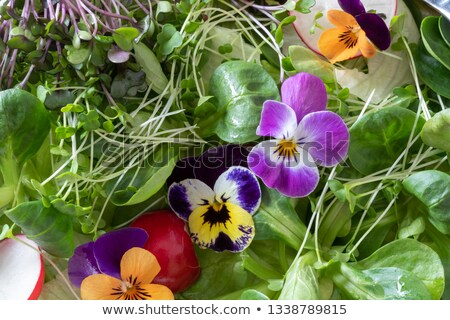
[131, 210, 200, 293]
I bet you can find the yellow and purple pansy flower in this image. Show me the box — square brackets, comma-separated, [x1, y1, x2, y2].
[168, 146, 260, 253]
[318, 0, 391, 63]
[68, 228, 173, 300]
[248, 72, 349, 198]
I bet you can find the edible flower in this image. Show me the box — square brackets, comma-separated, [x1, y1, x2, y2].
[318, 0, 391, 63]
[168, 166, 261, 253]
[68, 228, 173, 300]
[248, 72, 349, 198]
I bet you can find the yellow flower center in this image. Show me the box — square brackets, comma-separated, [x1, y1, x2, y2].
[275, 139, 299, 162]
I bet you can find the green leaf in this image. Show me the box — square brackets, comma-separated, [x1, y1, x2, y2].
[133, 42, 169, 94]
[279, 251, 320, 299]
[348, 107, 425, 175]
[66, 46, 91, 65]
[5, 201, 74, 258]
[403, 170, 450, 235]
[275, 16, 296, 44]
[107, 146, 177, 206]
[289, 46, 335, 83]
[157, 24, 183, 56]
[253, 186, 313, 250]
[113, 27, 139, 51]
[201, 61, 280, 143]
[178, 250, 255, 299]
[0, 89, 50, 165]
[239, 289, 270, 300]
[328, 261, 433, 299]
[354, 238, 445, 299]
[415, 40, 450, 99]
[439, 16, 450, 47]
[7, 35, 35, 52]
[421, 109, 450, 153]
[294, 0, 316, 14]
[421, 16, 450, 70]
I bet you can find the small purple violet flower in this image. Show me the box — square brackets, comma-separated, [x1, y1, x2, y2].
[248, 73, 349, 198]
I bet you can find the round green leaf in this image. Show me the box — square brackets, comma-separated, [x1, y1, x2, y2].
[156, 24, 183, 56]
[205, 61, 280, 143]
[421, 109, 450, 153]
[403, 170, 450, 235]
[354, 238, 445, 299]
[421, 16, 450, 70]
[113, 27, 139, 51]
[348, 107, 425, 175]
[415, 40, 450, 99]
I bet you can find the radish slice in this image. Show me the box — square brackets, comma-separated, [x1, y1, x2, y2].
[0, 235, 45, 300]
[291, 0, 398, 56]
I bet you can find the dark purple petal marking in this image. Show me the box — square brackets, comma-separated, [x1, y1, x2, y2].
[168, 179, 215, 221]
[338, 0, 366, 16]
[68, 242, 100, 287]
[93, 228, 149, 279]
[356, 13, 391, 50]
[281, 73, 328, 123]
[166, 156, 198, 187]
[168, 183, 192, 221]
[167, 145, 250, 188]
[214, 166, 261, 215]
[194, 144, 250, 187]
[256, 100, 297, 139]
[295, 111, 350, 167]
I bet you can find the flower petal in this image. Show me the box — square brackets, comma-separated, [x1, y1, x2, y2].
[356, 13, 391, 50]
[213, 166, 261, 215]
[295, 111, 349, 167]
[318, 27, 361, 63]
[80, 273, 123, 300]
[248, 140, 320, 197]
[120, 247, 161, 285]
[136, 284, 175, 300]
[168, 179, 215, 221]
[68, 242, 100, 287]
[327, 10, 358, 28]
[338, 0, 366, 16]
[93, 228, 149, 279]
[281, 73, 327, 122]
[188, 203, 255, 252]
[167, 145, 249, 189]
[194, 144, 249, 187]
[358, 29, 377, 58]
[256, 100, 298, 139]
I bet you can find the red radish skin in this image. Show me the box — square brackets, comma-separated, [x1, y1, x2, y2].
[131, 210, 201, 293]
[0, 235, 45, 300]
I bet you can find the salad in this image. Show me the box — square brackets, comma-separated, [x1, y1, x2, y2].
[0, 0, 449, 300]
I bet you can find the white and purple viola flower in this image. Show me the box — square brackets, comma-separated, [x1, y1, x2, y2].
[248, 72, 350, 198]
[168, 165, 261, 253]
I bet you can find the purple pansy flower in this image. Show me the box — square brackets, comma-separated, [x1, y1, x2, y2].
[168, 166, 261, 253]
[68, 228, 148, 287]
[248, 73, 349, 198]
